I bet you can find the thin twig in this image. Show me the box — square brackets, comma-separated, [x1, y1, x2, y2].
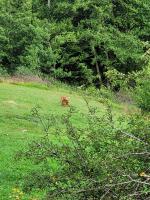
[100, 189, 110, 200]
[120, 131, 148, 145]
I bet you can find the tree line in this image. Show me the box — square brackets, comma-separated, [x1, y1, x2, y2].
[0, 0, 150, 85]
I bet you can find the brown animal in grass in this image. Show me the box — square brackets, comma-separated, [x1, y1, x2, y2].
[61, 96, 70, 106]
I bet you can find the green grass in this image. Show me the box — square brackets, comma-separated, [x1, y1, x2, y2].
[0, 82, 99, 199]
[0, 82, 137, 199]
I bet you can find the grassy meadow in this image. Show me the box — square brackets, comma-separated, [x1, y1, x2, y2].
[0, 81, 146, 199]
[0, 81, 90, 199]
[0, 81, 102, 199]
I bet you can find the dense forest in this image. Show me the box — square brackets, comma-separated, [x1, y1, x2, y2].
[1, 0, 150, 85]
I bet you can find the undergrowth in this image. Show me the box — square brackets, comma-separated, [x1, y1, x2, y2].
[18, 99, 150, 200]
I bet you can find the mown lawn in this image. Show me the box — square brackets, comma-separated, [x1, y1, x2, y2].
[0, 82, 137, 199]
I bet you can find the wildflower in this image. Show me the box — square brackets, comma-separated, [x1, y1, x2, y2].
[139, 172, 146, 177]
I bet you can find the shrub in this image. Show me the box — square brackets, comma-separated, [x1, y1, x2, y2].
[15, 66, 37, 77]
[0, 67, 9, 78]
[133, 65, 150, 112]
[134, 78, 150, 112]
[81, 86, 116, 104]
[19, 101, 150, 199]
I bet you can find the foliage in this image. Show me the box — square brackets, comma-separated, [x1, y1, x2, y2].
[15, 66, 37, 77]
[133, 64, 150, 112]
[20, 102, 150, 199]
[10, 188, 24, 200]
[0, 0, 150, 85]
[0, 67, 9, 77]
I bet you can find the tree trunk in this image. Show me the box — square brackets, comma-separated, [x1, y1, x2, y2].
[92, 46, 102, 86]
[48, 0, 50, 8]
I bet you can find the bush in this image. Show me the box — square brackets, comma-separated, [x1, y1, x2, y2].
[133, 64, 150, 112]
[81, 86, 116, 104]
[134, 78, 150, 112]
[19, 101, 150, 199]
[15, 66, 37, 77]
[0, 67, 9, 78]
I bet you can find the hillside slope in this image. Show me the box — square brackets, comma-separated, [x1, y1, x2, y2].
[0, 82, 105, 199]
[0, 82, 139, 199]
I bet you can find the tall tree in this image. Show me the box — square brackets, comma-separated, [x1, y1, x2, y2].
[0, 0, 150, 85]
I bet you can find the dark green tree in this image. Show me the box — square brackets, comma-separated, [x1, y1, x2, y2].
[0, 0, 150, 85]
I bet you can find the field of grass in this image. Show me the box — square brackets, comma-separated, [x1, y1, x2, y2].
[0, 81, 139, 199]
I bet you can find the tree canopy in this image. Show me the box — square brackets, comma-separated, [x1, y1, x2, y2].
[0, 0, 150, 85]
